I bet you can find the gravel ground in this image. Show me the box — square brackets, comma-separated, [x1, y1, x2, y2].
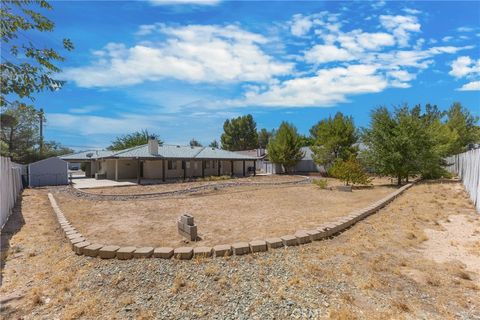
[1, 182, 479, 319]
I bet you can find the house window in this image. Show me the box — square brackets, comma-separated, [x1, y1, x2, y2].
[168, 160, 177, 170]
[205, 161, 210, 169]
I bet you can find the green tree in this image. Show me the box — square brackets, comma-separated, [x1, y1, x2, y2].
[1, 0, 74, 107]
[189, 138, 202, 147]
[310, 112, 358, 168]
[297, 134, 313, 147]
[208, 140, 219, 148]
[266, 122, 304, 173]
[257, 128, 273, 148]
[445, 102, 479, 154]
[362, 106, 435, 185]
[107, 130, 162, 151]
[0, 103, 43, 163]
[221, 114, 258, 151]
[329, 156, 372, 186]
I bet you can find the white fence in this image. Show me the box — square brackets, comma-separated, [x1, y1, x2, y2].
[1, 156, 23, 229]
[445, 148, 480, 213]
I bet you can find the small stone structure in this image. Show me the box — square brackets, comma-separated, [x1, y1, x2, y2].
[177, 213, 198, 241]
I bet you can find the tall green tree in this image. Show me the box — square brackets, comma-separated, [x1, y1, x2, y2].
[257, 128, 273, 148]
[208, 140, 219, 148]
[310, 112, 358, 168]
[1, 0, 74, 107]
[189, 138, 202, 147]
[445, 102, 479, 154]
[221, 114, 258, 151]
[1, 103, 42, 163]
[267, 122, 304, 173]
[362, 106, 440, 185]
[107, 130, 162, 151]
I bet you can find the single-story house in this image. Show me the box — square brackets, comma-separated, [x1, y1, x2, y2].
[60, 139, 258, 183]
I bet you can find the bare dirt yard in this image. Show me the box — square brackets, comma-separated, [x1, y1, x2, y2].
[83, 174, 309, 195]
[1, 182, 479, 319]
[53, 177, 397, 247]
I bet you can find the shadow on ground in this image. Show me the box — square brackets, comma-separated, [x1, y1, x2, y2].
[1, 194, 24, 286]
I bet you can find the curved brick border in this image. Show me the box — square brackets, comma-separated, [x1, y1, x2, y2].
[64, 176, 311, 201]
[48, 181, 416, 261]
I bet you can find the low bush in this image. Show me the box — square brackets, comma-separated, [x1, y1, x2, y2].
[312, 179, 328, 189]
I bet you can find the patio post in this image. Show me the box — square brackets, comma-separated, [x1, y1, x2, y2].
[183, 160, 186, 181]
[136, 158, 141, 185]
[218, 160, 221, 176]
[230, 160, 234, 177]
[115, 159, 118, 181]
[202, 160, 205, 178]
[243, 160, 245, 177]
[162, 159, 166, 182]
[253, 161, 256, 176]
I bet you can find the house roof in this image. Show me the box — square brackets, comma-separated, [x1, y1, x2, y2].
[60, 144, 257, 161]
[60, 150, 115, 161]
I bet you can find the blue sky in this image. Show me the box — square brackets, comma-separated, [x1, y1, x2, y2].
[21, 0, 480, 149]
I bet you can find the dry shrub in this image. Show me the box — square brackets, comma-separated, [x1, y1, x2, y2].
[329, 307, 358, 320]
[204, 265, 219, 277]
[171, 274, 186, 293]
[30, 287, 43, 306]
[426, 274, 442, 287]
[392, 299, 411, 312]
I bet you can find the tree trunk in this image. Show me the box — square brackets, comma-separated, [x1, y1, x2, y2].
[397, 176, 401, 186]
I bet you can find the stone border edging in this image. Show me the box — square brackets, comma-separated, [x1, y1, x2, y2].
[65, 176, 311, 201]
[48, 181, 416, 261]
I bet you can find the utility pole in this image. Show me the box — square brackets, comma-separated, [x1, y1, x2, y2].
[39, 108, 44, 157]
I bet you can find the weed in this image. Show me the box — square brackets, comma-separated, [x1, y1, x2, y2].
[312, 179, 329, 189]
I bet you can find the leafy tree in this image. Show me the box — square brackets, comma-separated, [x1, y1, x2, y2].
[362, 106, 437, 185]
[266, 122, 304, 173]
[41, 140, 73, 158]
[221, 114, 258, 151]
[310, 112, 358, 168]
[1, 0, 74, 107]
[107, 130, 162, 151]
[189, 138, 202, 147]
[1, 103, 42, 163]
[329, 156, 372, 186]
[445, 102, 479, 154]
[209, 140, 219, 148]
[257, 128, 273, 148]
[297, 134, 313, 147]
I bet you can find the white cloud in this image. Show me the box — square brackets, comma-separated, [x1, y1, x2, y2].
[442, 36, 453, 42]
[449, 56, 480, 78]
[63, 24, 292, 87]
[69, 105, 103, 114]
[290, 14, 314, 36]
[402, 8, 421, 15]
[379, 15, 421, 47]
[233, 64, 388, 107]
[449, 56, 480, 91]
[148, 0, 221, 6]
[304, 45, 354, 64]
[457, 26, 474, 32]
[458, 81, 480, 91]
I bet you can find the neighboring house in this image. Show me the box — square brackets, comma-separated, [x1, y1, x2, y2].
[29, 157, 69, 187]
[238, 147, 326, 174]
[294, 147, 325, 173]
[60, 139, 258, 183]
